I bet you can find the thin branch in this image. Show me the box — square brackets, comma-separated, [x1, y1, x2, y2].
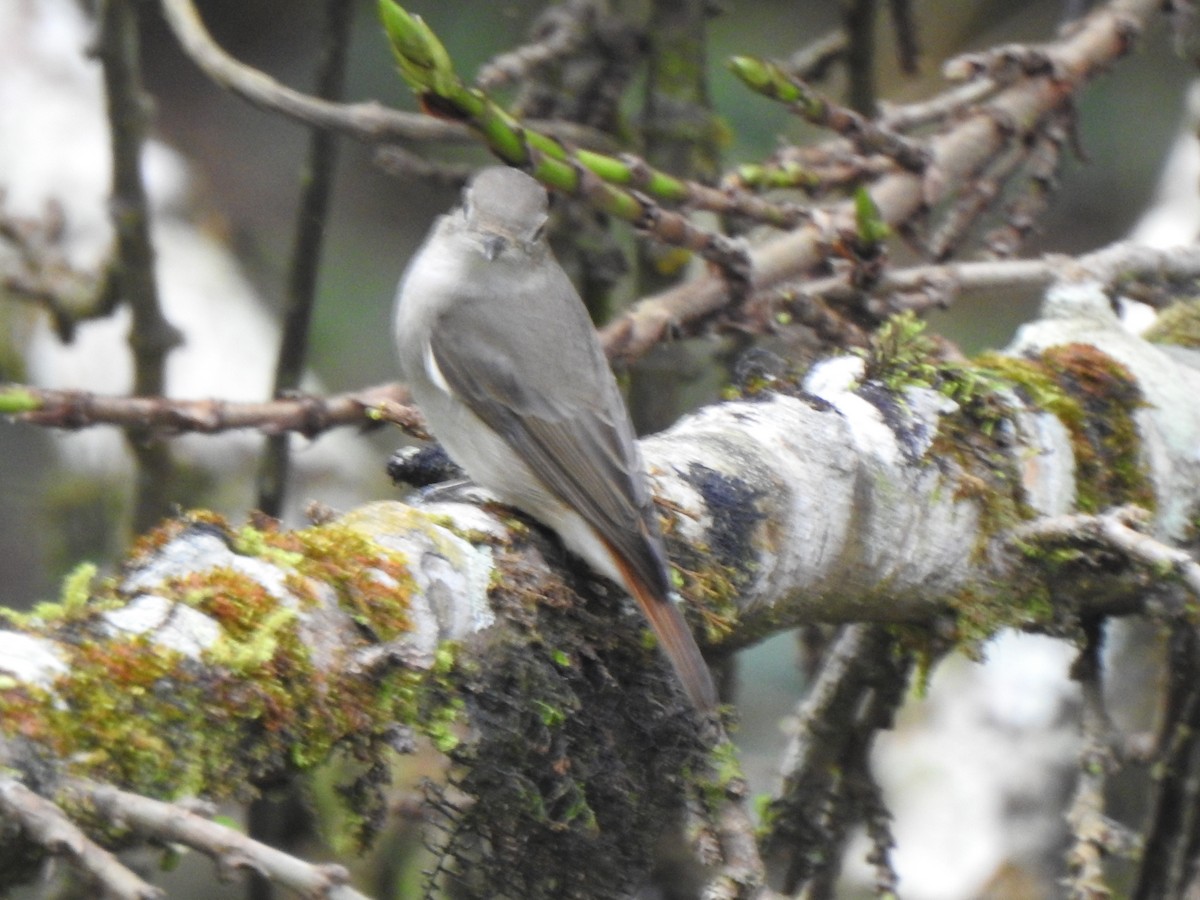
[1133, 624, 1200, 900]
[879, 77, 999, 131]
[842, 0, 880, 114]
[1016, 506, 1200, 604]
[156, 0, 613, 151]
[0, 206, 117, 341]
[98, 0, 183, 531]
[784, 30, 849, 83]
[0, 382, 423, 439]
[599, 0, 1154, 362]
[0, 777, 163, 900]
[888, 0, 921, 74]
[853, 241, 1200, 319]
[763, 624, 914, 894]
[1064, 621, 1137, 900]
[695, 732, 774, 899]
[944, 42, 1062, 85]
[475, 0, 596, 91]
[984, 116, 1069, 259]
[68, 780, 372, 900]
[257, 0, 355, 517]
[729, 56, 929, 172]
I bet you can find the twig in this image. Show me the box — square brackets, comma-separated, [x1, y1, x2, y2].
[888, 0, 921, 74]
[475, 0, 596, 91]
[763, 624, 914, 894]
[635, 0, 722, 305]
[879, 78, 999, 131]
[925, 140, 1029, 261]
[599, 0, 1158, 362]
[1016, 506, 1200, 604]
[377, 0, 801, 256]
[1, 382, 423, 439]
[97, 0, 183, 532]
[984, 115, 1069, 259]
[68, 780, 372, 900]
[1132, 624, 1200, 900]
[257, 0, 355, 517]
[696, 732, 774, 899]
[729, 56, 929, 172]
[371, 145, 475, 185]
[784, 30, 849, 83]
[1064, 620, 1136, 900]
[842, 0, 880, 114]
[0, 777, 162, 900]
[944, 43, 1061, 84]
[156, 0, 613, 152]
[0, 206, 117, 341]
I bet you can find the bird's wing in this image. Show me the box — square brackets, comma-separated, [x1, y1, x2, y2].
[427, 297, 672, 600]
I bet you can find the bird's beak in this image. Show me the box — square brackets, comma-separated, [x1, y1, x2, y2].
[482, 234, 507, 261]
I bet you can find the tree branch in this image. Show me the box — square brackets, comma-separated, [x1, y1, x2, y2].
[0, 382, 422, 439]
[0, 777, 162, 900]
[599, 0, 1155, 362]
[98, 0, 183, 530]
[257, 0, 356, 517]
[68, 780, 372, 900]
[156, 0, 613, 151]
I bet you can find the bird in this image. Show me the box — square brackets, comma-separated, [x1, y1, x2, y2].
[393, 166, 717, 711]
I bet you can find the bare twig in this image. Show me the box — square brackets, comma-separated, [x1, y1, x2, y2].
[984, 116, 1069, 259]
[879, 78, 999, 131]
[763, 624, 914, 894]
[371, 145, 475, 185]
[784, 30, 849, 83]
[68, 780, 372, 900]
[97, 0, 183, 531]
[0, 206, 117, 341]
[696, 732, 774, 899]
[1132, 624, 1200, 900]
[257, 0, 355, 517]
[888, 0, 921, 74]
[1, 382, 422, 439]
[475, 0, 596, 91]
[0, 777, 162, 900]
[842, 0, 880, 114]
[1065, 621, 1137, 900]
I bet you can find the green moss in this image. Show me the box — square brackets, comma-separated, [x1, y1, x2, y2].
[944, 576, 1058, 653]
[1144, 299, 1200, 348]
[979, 345, 1153, 514]
[0, 509, 470, 847]
[672, 558, 743, 643]
[859, 311, 942, 392]
[276, 519, 417, 643]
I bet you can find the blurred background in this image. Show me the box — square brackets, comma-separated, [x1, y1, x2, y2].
[1, 1, 1195, 897]
[2, 0, 1190, 608]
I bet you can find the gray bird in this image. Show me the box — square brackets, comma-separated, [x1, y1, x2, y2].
[393, 166, 717, 711]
